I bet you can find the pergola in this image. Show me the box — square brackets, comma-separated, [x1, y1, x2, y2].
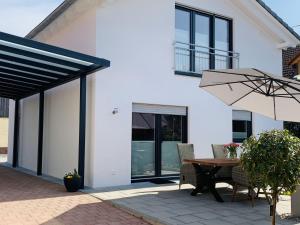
[0, 31, 110, 188]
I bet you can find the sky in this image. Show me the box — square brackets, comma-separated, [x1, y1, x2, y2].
[0, 0, 299, 37]
[0, 0, 64, 36]
[263, 0, 300, 34]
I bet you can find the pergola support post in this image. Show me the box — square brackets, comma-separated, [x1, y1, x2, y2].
[37, 91, 44, 175]
[12, 99, 19, 167]
[78, 75, 86, 189]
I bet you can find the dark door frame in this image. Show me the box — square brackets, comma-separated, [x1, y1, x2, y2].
[131, 111, 188, 181]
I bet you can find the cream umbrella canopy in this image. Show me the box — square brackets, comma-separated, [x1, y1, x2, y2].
[200, 68, 300, 122]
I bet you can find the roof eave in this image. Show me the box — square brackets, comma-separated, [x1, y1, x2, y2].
[26, 0, 300, 43]
[25, 0, 77, 39]
[256, 0, 300, 42]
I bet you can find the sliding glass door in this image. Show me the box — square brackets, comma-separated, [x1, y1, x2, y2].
[131, 113, 187, 179]
[131, 113, 155, 177]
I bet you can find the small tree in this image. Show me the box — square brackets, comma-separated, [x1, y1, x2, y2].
[241, 130, 300, 225]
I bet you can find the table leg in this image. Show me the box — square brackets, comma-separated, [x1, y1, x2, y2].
[207, 166, 224, 202]
[191, 164, 224, 202]
[208, 180, 224, 202]
[190, 164, 209, 196]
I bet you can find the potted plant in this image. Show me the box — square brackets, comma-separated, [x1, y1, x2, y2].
[224, 143, 239, 158]
[241, 130, 300, 225]
[291, 185, 300, 217]
[63, 169, 81, 192]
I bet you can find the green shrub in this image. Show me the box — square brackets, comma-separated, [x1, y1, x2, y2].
[241, 129, 300, 225]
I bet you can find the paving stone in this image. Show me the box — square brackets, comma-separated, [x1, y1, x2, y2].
[148, 210, 176, 219]
[87, 178, 299, 225]
[223, 216, 252, 224]
[186, 222, 206, 225]
[168, 208, 196, 216]
[174, 214, 202, 223]
[0, 166, 150, 225]
[194, 211, 219, 220]
[160, 217, 185, 225]
[201, 218, 234, 225]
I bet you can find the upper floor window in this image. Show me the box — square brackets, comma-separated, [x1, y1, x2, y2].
[175, 6, 238, 76]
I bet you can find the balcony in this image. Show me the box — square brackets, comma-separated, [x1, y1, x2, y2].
[174, 42, 240, 77]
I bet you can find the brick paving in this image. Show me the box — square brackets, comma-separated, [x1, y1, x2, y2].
[0, 166, 149, 225]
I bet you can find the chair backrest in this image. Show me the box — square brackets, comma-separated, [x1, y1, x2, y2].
[232, 166, 249, 186]
[177, 143, 195, 165]
[211, 144, 226, 159]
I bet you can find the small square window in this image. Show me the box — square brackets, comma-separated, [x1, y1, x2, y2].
[232, 110, 252, 143]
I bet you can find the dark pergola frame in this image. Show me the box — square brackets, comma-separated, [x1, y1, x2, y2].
[0, 31, 110, 188]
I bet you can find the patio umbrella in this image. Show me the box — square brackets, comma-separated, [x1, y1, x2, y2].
[199, 68, 300, 122]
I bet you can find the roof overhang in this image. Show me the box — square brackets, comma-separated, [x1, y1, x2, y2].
[26, 0, 300, 45]
[256, 0, 300, 42]
[228, 0, 300, 47]
[289, 53, 300, 66]
[0, 31, 110, 100]
[26, 0, 77, 39]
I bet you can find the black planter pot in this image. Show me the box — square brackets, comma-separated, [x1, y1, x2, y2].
[64, 177, 81, 192]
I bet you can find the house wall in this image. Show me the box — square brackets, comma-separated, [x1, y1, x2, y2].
[8, 0, 297, 188]
[92, 0, 283, 187]
[0, 118, 9, 149]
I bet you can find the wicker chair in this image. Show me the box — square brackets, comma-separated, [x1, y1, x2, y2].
[177, 143, 198, 189]
[232, 166, 256, 207]
[211, 144, 232, 181]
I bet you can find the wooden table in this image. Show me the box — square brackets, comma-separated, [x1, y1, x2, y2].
[183, 158, 240, 202]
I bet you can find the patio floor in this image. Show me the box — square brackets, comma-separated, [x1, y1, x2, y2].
[0, 166, 149, 225]
[87, 182, 300, 225]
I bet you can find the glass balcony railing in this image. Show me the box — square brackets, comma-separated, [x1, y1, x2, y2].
[174, 42, 240, 76]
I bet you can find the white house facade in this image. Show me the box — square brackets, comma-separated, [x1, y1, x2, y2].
[7, 0, 300, 188]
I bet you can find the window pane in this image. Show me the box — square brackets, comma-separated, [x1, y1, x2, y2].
[161, 115, 182, 141]
[233, 120, 247, 132]
[233, 110, 251, 121]
[233, 121, 247, 141]
[132, 113, 155, 177]
[175, 9, 190, 72]
[215, 18, 230, 69]
[161, 115, 182, 175]
[195, 14, 210, 47]
[195, 14, 210, 73]
[175, 9, 190, 43]
[232, 110, 252, 142]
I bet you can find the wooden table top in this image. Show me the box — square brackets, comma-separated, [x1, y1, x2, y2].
[184, 158, 240, 167]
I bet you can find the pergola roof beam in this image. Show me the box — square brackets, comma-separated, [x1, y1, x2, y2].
[0, 87, 25, 95]
[0, 32, 105, 65]
[0, 31, 110, 100]
[0, 45, 86, 70]
[0, 61, 68, 79]
[0, 53, 75, 74]
[0, 77, 42, 88]
[0, 72, 49, 85]
[0, 68, 57, 82]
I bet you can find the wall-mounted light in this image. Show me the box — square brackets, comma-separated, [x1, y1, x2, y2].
[112, 108, 119, 114]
